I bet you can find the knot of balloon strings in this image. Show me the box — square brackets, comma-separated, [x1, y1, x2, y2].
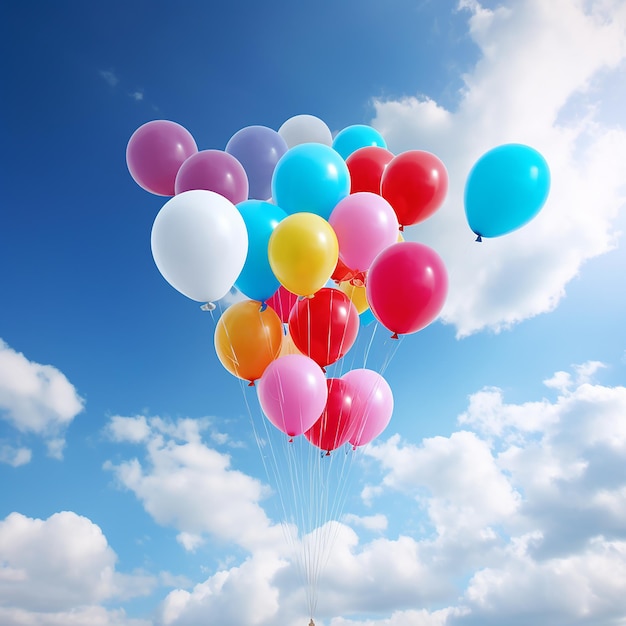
[200, 302, 216, 311]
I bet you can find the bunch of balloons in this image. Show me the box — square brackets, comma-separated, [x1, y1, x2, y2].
[126, 114, 549, 453]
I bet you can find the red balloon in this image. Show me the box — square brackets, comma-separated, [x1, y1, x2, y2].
[366, 242, 448, 337]
[346, 146, 394, 194]
[380, 151, 448, 227]
[304, 378, 356, 453]
[266, 286, 299, 323]
[288, 288, 360, 368]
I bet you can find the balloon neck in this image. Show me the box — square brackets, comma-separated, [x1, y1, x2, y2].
[259, 301, 268, 312]
[399, 225, 405, 232]
[391, 332, 399, 340]
[200, 302, 216, 311]
[325, 451, 331, 457]
[350, 271, 366, 287]
[248, 380, 255, 387]
[475, 234, 483, 243]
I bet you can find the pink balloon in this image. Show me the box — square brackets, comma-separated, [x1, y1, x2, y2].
[257, 354, 328, 437]
[366, 242, 448, 337]
[126, 120, 198, 196]
[342, 369, 393, 447]
[174, 150, 249, 204]
[329, 192, 399, 273]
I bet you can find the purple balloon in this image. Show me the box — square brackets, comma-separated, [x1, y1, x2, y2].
[225, 125, 288, 200]
[174, 150, 249, 204]
[126, 120, 198, 196]
[342, 369, 394, 447]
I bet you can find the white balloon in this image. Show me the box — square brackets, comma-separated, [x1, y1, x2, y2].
[151, 190, 248, 303]
[278, 114, 333, 149]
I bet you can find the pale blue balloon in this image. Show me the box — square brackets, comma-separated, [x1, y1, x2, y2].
[332, 125, 387, 160]
[271, 143, 350, 220]
[359, 308, 376, 326]
[464, 144, 550, 240]
[235, 200, 286, 302]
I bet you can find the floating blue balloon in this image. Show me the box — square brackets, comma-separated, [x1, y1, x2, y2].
[464, 144, 550, 240]
[271, 143, 350, 220]
[332, 125, 387, 160]
[359, 307, 376, 327]
[235, 200, 287, 302]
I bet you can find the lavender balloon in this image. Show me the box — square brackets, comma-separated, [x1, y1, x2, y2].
[225, 125, 288, 200]
[175, 150, 249, 204]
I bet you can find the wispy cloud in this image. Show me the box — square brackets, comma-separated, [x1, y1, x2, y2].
[99, 69, 119, 87]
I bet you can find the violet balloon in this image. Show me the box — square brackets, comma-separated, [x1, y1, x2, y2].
[174, 150, 249, 204]
[257, 354, 328, 438]
[225, 126, 288, 200]
[329, 192, 399, 273]
[126, 120, 198, 196]
[342, 369, 393, 447]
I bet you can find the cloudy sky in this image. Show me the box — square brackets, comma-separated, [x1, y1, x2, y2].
[1, 0, 626, 624]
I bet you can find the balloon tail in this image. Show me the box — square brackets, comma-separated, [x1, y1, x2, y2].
[475, 234, 482, 243]
[200, 302, 216, 311]
[391, 332, 399, 340]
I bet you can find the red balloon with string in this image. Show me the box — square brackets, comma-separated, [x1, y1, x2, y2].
[305, 378, 356, 453]
[380, 150, 448, 228]
[288, 287, 359, 368]
[366, 241, 448, 337]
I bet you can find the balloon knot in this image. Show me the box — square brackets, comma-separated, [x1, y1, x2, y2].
[321, 367, 327, 374]
[200, 302, 216, 311]
[352, 445, 357, 451]
[475, 234, 482, 243]
[391, 332, 399, 340]
[288, 437, 294, 443]
[325, 451, 331, 457]
[259, 302, 268, 312]
[399, 225, 405, 232]
[350, 271, 366, 287]
[248, 380, 255, 387]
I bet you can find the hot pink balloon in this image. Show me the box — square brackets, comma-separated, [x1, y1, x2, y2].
[126, 120, 198, 196]
[342, 369, 393, 447]
[174, 150, 249, 204]
[366, 242, 448, 337]
[266, 286, 299, 323]
[329, 192, 399, 274]
[257, 354, 328, 437]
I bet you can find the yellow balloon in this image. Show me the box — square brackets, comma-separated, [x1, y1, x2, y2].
[279, 330, 303, 357]
[268, 212, 338, 297]
[338, 281, 369, 314]
[397, 231, 405, 242]
[214, 300, 283, 383]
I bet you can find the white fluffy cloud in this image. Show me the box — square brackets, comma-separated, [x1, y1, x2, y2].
[0, 511, 154, 626]
[0, 340, 84, 462]
[104, 416, 284, 553]
[371, 0, 626, 336]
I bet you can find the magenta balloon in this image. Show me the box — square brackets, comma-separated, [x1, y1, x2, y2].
[257, 354, 328, 437]
[329, 192, 399, 273]
[225, 126, 288, 200]
[342, 369, 393, 447]
[174, 150, 249, 204]
[126, 120, 198, 196]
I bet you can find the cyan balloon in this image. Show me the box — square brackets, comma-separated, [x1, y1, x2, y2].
[464, 144, 550, 239]
[332, 125, 387, 160]
[235, 200, 287, 302]
[359, 308, 376, 327]
[271, 143, 350, 220]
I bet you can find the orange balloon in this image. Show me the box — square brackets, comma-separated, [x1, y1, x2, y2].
[214, 300, 283, 383]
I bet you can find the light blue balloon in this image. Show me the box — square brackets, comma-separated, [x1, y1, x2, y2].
[332, 124, 387, 160]
[464, 144, 550, 240]
[271, 143, 350, 220]
[359, 308, 376, 326]
[235, 200, 286, 302]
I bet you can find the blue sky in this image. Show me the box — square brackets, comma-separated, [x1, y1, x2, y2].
[1, 1, 626, 625]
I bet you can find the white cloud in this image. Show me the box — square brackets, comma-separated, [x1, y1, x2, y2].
[371, 0, 626, 336]
[130, 90, 144, 101]
[99, 69, 119, 87]
[342, 513, 388, 532]
[0, 443, 31, 467]
[0, 340, 84, 460]
[104, 416, 284, 553]
[0, 511, 155, 620]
